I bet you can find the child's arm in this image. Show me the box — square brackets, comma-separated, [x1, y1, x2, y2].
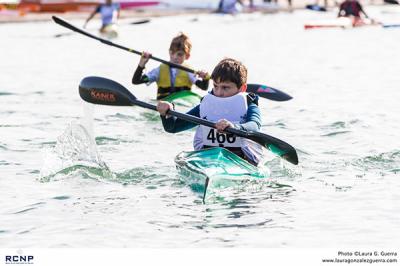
[132, 65, 150, 84]
[132, 52, 152, 85]
[116, 3, 121, 19]
[83, 5, 100, 28]
[157, 102, 200, 133]
[358, 2, 369, 18]
[235, 103, 262, 131]
[337, 3, 344, 17]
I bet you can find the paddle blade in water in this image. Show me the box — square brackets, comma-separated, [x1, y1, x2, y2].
[246, 131, 299, 165]
[267, 143, 299, 165]
[79, 76, 136, 106]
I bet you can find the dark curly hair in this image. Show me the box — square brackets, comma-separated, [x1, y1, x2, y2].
[211, 58, 247, 88]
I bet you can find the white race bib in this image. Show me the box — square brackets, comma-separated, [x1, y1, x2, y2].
[197, 93, 248, 148]
[201, 127, 242, 148]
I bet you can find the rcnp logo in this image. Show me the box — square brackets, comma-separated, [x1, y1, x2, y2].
[5, 255, 34, 264]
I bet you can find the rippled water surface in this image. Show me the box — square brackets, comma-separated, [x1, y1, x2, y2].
[1, 7, 400, 248]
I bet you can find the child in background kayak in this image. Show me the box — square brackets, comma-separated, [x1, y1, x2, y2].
[132, 33, 209, 100]
[156, 58, 264, 166]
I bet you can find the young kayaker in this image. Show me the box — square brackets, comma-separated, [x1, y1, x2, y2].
[132, 33, 209, 100]
[337, 0, 371, 25]
[156, 58, 264, 166]
[83, 0, 120, 34]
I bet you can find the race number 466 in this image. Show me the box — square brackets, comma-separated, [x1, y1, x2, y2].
[206, 129, 238, 146]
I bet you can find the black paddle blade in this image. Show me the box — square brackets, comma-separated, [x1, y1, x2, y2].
[247, 84, 292, 101]
[305, 4, 327, 11]
[54, 32, 74, 38]
[384, 0, 399, 4]
[248, 132, 298, 165]
[79, 76, 136, 106]
[130, 19, 151, 25]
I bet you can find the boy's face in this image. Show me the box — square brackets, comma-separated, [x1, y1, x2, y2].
[169, 50, 189, 65]
[212, 80, 241, 98]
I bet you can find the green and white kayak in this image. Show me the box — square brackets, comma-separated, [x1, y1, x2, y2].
[142, 90, 202, 121]
[163, 90, 202, 107]
[175, 147, 270, 202]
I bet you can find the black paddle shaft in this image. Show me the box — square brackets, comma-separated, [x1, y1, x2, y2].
[52, 16, 293, 102]
[127, 98, 298, 165]
[78, 76, 299, 165]
[52, 16, 195, 73]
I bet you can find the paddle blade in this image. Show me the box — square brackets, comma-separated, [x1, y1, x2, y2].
[383, 24, 400, 28]
[247, 84, 293, 101]
[79, 76, 136, 106]
[247, 131, 298, 165]
[54, 32, 74, 38]
[384, 0, 399, 4]
[305, 4, 327, 11]
[130, 19, 151, 25]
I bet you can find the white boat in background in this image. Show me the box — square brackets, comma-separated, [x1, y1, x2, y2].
[304, 16, 380, 30]
[16, 0, 160, 13]
[161, 0, 279, 12]
[160, 0, 218, 9]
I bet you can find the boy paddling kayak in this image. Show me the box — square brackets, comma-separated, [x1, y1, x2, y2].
[132, 33, 209, 100]
[157, 58, 264, 166]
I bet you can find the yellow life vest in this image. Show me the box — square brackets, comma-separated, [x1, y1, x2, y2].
[156, 63, 193, 99]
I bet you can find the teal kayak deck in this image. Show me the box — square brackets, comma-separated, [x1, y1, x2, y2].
[163, 90, 202, 107]
[175, 147, 270, 201]
[142, 90, 202, 121]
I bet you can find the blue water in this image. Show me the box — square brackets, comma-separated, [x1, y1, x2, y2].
[1, 6, 399, 248]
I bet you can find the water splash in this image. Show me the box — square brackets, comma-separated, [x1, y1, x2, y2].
[352, 150, 400, 174]
[39, 121, 112, 182]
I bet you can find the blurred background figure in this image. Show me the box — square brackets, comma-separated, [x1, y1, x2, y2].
[337, 0, 380, 26]
[83, 0, 120, 37]
[306, 0, 328, 10]
[338, 0, 369, 18]
[216, 0, 244, 14]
